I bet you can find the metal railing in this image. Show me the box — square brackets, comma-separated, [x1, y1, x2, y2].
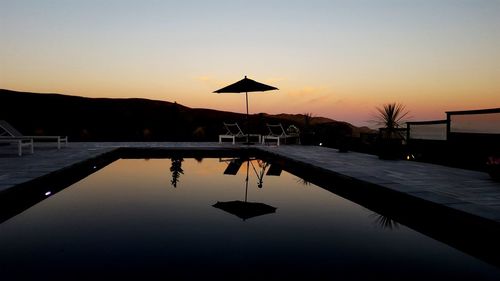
[406, 120, 447, 141]
[446, 108, 500, 135]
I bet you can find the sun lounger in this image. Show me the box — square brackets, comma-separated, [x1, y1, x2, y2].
[0, 120, 68, 149]
[262, 123, 300, 146]
[0, 137, 34, 156]
[219, 122, 261, 144]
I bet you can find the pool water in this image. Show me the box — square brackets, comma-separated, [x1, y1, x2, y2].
[1, 158, 499, 280]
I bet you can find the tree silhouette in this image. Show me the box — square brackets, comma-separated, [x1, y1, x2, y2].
[374, 103, 409, 139]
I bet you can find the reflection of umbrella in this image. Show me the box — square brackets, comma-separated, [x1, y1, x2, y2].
[213, 200, 276, 220]
[214, 76, 278, 143]
[213, 160, 277, 220]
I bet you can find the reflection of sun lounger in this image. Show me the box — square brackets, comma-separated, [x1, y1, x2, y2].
[219, 122, 261, 144]
[262, 123, 300, 146]
[0, 138, 34, 156]
[266, 164, 283, 176]
[223, 158, 244, 175]
[0, 120, 68, 149]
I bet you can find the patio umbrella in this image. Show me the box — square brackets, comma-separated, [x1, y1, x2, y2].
[213, 160, 277, 220]
[214, 76, 278, 143]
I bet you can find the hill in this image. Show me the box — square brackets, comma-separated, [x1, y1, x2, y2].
[0, 89, 375, 142]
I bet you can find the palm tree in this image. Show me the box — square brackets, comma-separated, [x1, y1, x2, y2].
[373, 103, 409, 159]
[301, 112, 315, 145]
[375, 103, 409, 139]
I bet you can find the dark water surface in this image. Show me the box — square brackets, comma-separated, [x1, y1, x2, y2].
[1, 158, 499, 280]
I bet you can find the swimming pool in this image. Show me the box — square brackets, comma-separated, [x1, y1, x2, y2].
[1, 156, 499, 280]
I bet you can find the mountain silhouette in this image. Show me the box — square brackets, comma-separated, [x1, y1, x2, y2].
[0, 89, 373, 142]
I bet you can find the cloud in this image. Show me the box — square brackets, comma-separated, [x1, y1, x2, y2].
[196, 75, 220, 87]
[286, 86, 327, 98]
[198, 76, 212, 82]
[284, 86, 337, 106]
[264, 77, 287, 84]
[306, 95, 331, 104]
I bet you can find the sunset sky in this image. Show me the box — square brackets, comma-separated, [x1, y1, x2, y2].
[1, 0, 499, 127]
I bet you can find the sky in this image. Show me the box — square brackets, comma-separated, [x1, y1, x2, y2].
[1, 0, 499, 127]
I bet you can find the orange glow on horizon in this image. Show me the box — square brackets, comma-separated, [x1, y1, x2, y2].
[2, 1, 500, 127]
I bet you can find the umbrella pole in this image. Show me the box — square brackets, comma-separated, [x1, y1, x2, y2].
[245, 91, 249, 143]
[245, 160, 249, 202]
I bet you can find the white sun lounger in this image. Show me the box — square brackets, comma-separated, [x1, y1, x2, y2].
[219, 122, 261, 144]
[262, 123, 300, 146]
[0, 120, 68, 149]
[0, 138, 34, 156]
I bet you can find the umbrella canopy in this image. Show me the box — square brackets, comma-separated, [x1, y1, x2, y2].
[213, 76, 278, 94]
[212, 200, 277, 220]
[214, 76, 278, 143]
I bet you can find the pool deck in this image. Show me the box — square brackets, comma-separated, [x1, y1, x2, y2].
[1, 142, 500, 225]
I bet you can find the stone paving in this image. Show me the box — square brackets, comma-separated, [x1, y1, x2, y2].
[1, 141, 500, 225]
[0, 142, 231, 193]
[0, 142, 108, 192]
[258, 145, 500, 223]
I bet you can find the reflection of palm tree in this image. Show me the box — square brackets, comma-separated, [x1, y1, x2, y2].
[170, 158, 184, 188]
[295, 177, 311, 186]
[220, 158, 275, 189]
[370, 212, 400, 230]
[250, 160, 269, 188]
